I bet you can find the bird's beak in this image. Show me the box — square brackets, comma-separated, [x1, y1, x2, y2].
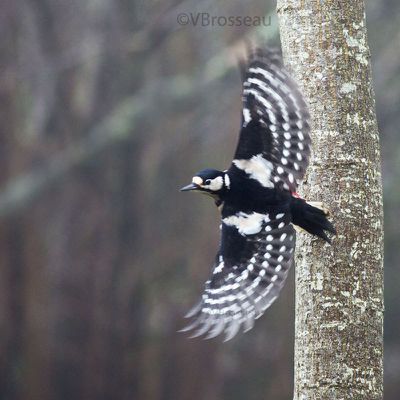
[180, 183, 199, 192]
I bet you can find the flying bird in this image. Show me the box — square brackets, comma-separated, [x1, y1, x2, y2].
[180, 46, 335, 341]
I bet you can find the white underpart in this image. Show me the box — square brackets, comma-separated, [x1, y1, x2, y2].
[233, 154, 273, 188]
[223, 212, 268, 236]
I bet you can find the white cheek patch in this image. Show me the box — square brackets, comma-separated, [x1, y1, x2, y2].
[207, 176, 224, 191]
[192, 176, 203, 185]
[233, 154, 274, 188]
[223, 212, 268, 236]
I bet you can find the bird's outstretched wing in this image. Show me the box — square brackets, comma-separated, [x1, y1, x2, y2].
[232, 47, 311, 192]
[181, 210, 295, 341]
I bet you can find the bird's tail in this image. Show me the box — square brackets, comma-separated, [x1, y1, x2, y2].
[290, 197, 336, 243]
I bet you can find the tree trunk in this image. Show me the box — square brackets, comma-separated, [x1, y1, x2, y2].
[277, 1, 384, 399]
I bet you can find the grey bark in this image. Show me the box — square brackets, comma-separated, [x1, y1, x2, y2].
[277, 1, 384, 399]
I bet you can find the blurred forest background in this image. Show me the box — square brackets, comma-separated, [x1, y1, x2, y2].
[0, 1, 398, 399]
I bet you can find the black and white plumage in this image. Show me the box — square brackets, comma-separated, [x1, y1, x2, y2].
[238, 48, 311, 193]
[180, 47, 335, 341]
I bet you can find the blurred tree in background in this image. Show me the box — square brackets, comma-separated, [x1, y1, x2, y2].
[0, 1, 398, 400]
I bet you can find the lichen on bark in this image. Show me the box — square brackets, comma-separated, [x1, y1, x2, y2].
[277, 1, 384, 399]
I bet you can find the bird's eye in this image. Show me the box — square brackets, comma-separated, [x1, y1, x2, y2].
[205, 179, 211, 185]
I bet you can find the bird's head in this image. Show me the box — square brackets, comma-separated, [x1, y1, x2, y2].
[180, 169, 229, 204]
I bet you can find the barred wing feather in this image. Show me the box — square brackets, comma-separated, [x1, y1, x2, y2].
[181, 210, 295, 341]
[232, 47, 311, 192]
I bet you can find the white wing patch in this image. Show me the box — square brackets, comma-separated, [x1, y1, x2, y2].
[223, 212, 267, 236]
[233, 154, 274, 188]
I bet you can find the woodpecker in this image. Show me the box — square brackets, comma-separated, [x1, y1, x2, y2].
[180, 47, 335, 341]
